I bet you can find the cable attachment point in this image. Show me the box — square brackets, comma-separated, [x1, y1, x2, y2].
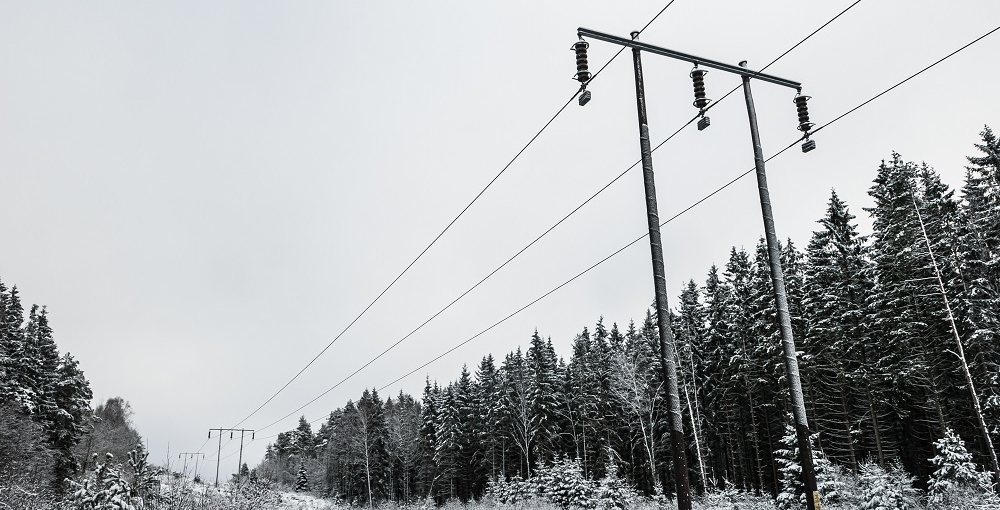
[578, 85, 592, 107]
[690, 65, 712, 130]
[794, 92, 816, 152]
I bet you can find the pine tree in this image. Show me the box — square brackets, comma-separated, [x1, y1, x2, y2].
[774, 422, 836, 510]
[417, 379, 439, 499]
[803, 190, 886, 470]
[866, 154, 943, 475]
[928, 428, 992, 504]
[49, 352, 92, 489]
[474, 355, 502, 483]
[526, 331, 562, 467]
[0, 285, 31, 409]
[295, 459, 309, 492]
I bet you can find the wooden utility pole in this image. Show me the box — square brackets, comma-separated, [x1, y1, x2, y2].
[576, 27, 818, 509]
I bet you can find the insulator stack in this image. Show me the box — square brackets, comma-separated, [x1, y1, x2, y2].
[794, 93, 813, 132]
[573, 40, 591, 83]
[690, 68, 711, 109]
[794, 92, 817, 153]
[690, 66, 711, 131]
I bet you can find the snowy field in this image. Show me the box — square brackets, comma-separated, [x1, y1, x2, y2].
[276, 491, 339, 509]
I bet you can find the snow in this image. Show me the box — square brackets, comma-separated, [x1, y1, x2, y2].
[276, 491, 340, 510]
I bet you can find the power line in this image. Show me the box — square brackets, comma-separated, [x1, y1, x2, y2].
[701, 0, 863, 116]
[254, 116, 703, 434]
[375, 21, 999, 393]
[229, 0, 684, 429]
[810, 24, 1000, 136]
[246, 0, 861, 434]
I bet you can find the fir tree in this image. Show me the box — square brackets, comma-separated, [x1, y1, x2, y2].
[927, 428, 992, 505]
[295, 459, 309, 492]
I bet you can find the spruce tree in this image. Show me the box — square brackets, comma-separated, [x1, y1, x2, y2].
[295, 459, 309, 492]
[928, 428, 996, 507]
[803, 190, 884, 470]
[526, 331, 562, 466]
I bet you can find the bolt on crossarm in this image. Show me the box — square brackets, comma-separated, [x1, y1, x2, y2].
[574, 27, 819, 509]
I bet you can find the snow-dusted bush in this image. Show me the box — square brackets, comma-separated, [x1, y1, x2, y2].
[854, 458, 918, 510]
[594, 457, 639, 510]
[67, 444, 161, 510]
[534, 457, 596, 509]
[697, 483, 776, 510]
[484, 474, 537, 506]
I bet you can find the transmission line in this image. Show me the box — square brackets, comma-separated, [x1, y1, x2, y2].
[229, 0, 683, 429]
[246, 0, 863, 434]
[376, 21, 1000, 392]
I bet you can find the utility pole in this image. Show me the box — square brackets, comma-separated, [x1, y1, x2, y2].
[574, 28, 819, 510]
[179, 452, 205, 480]
[209, 428, 254, 487]
[740, 60, 819, 510]
[628, 30, 692, 510]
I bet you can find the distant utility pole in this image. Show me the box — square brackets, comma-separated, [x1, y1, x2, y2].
[573, 28, 819, 510]
[178, 452, 205, 481]
[208, 428, 254, 487]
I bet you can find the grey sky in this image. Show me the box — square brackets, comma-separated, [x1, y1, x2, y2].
[2, 1, 998, 479]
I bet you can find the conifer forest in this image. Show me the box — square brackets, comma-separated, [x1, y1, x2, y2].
[251, 128, 1000, 508]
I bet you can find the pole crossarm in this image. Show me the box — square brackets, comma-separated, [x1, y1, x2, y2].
[577, 27, 802, 89]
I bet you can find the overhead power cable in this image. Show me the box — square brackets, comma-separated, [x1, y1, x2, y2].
[376, 20, 1000, 393]
[248, 0, 860, 434]
[229, 0, 682, 429]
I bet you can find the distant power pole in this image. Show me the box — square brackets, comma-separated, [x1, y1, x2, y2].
[178, 452, 205, 480]
[208, 428, 254, 487]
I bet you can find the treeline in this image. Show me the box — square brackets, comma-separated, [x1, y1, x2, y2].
[258, 127, 1000, 505]
[0, 279, 147, 506]
[0, 281, 93, 500]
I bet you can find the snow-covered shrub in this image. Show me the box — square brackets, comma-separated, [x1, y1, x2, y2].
[927, 428, 997, 509]
[698, 483, 777, 510]
[66, 444, 163, 510]
[594, 457, 639, 510]
[228, 477, 282, 509]
[854, 458, 918, 510]
[534, 457, 596, 509]
[67, 453, 138, 510]
[484, 474, 536, 506]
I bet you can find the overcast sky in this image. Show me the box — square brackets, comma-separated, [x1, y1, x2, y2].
[2, 1, 998, 480]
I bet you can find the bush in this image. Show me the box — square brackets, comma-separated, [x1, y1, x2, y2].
[855, 459, 919, 510]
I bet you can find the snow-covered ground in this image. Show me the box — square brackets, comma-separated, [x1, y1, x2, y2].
[277, 491, 339, 509]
